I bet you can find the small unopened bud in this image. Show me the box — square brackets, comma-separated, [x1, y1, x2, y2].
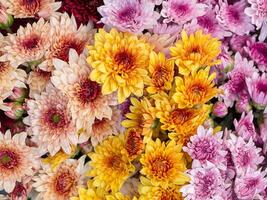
[8, 87, 27, 103]
[212, 102, 228, 118]
[4, 102, 25, 120]
[0, 4, 13, 30]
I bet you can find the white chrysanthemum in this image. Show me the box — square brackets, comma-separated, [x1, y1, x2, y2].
[0, 18, 50, 67]
[0, 130, 40, 193]
[23, 84, 78, 156]
[51, 49, 117, 143]
[0, 0, 61, 19]
[33, 156, 88, 200]
[39, 13, 95, 71]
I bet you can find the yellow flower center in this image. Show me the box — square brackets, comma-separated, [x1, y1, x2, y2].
[150, 155, 173, 179]
[114, 50, 136, 73]
[54, 171, 76, 196]
[170, 108, 196, 125]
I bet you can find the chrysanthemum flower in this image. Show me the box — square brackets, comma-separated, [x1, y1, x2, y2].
[140, 139, 188, 188]
[170, 30, 221, 76]
[247, 42, 267, 71]
[161, 0, 207, 24]
[98, 0, 160, 34]
[228, 135, 264, 174]
[27, 68, 51, 98]
[0, 18, 50, 67]
[0, 0, 61, 19]
[23, 84, 78, 156]
[139, 177, 183, 200]
[52, 49, 117, 143]
[88, 29, 153, 103]
[121, 97, 156, 140]
[40, 13, 95, 71]
[0, 130, 40, 193]
[216, 0, 254, 35]
[146, 52, 174, 94]
[173, 67, 220, 108]
[184, 126, 227, 167]
[230, 35, 254, 57]
[124, 128, 144, 160]
[106, 193, 132, 200]
[245, 0, 267, 41]
[246, 72, 267, 107]
[88, 135, 135, 193]
[33, 156, 88, 200]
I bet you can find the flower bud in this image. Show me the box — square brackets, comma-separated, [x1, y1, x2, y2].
[212, 102, 228, 118]
[4, 102, 25, 120]
[8, 87, 27, 103]
[0, 4, 14, 30]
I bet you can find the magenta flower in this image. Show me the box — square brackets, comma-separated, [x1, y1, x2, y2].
[216, 0, 254, 35]
[246, 72, 267, 107]
[235, 169, 267, 200]
[183, 126, 227, 168]
[247, 42, 267, 71]
[181, 162, 225, 200]
[235, 91, 251, 113]
[245, 0, 267, 41]
[228, 135, 264, 174]
[212, 102, 228, 117]
[230, 35, 255, 57]
[98, 0, 160, 34]
[161, 0, 207, 24]
[234, 111, 258, 142]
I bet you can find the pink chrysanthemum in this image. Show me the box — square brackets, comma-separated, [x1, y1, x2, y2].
[23, 84, 78, 156]
[247, 42, 267, 71]
[234, 169, 267, 200]
[161, 0, 207, 24]
[183, 126, 227, 167]
[234, 111, 258, 142]
[0, 130, 40, 193]
[245, 0, 267, 41]
[246, 72, 267, 107]
[181, 162, 225, 200]
[230, 35, 254, 57]
[228, 134, 264, 174]
[98, 0, 160, 34]
[216, 0, 254, 35]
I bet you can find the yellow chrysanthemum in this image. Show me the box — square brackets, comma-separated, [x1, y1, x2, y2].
[106, 193, 132, 200]
[170, 30, 221, 75]
[87, 135, 135, 193]
[172, 67, 221, 108]
[140, 139, 188, 188]
[87, 28, 153, 103]
[139, 177, 183, 200]
[121, 97, 156, 141]
[147, 51, 174, 94]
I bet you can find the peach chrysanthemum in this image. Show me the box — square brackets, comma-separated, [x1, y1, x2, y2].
[33, 156, 88, 200]
[173, 67, 221, 108]
[23, 84, 78, 156]
[0, 18, 50, 67]
[0, 0, 61, 19]
[0, 130, 40, 193]
[140, 139, 189, 188]
[88, 28, 153, 103]
[52, 49, 117, 143]
[170, 30, 221, 75]
[87, 135, 135, 193]
[146, 51, 174, 94]
[40, 13, 95, 71]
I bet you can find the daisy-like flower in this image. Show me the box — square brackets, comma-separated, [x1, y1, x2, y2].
[245, 0, 267, 41]
[88, 135, 135, 193]
[146, 51, 174, 94]
[140, 139, 189, 188]
[0, 0, 61, 19]
[98, 0, 160, 34]
[234, 169, 267, 200]
[27, 68, 51, 98]
[170, 30, 221, 76]
[161, 0, 207, 24]
[33, 156, 88, 200]
[0, 130, 40, 193]
[246, 72, 267, 107]
[181, 163, 225, 200]
[52, 49, 117, 143]
[216, 0, 254, 35]
[88, 28, 153, 103]
[23, 84, 78, 156]
[139, 177, 183, 200]
[121, 97, 156, 140]
[183, 126, 227, 167]
[173, 67, 220, 108]
[124, 128, 144, 160]
[40, 13, 95, 71]
[0, 18, 50, 67]
[228, 134, 264, 174]
[247, 42, 267, 71]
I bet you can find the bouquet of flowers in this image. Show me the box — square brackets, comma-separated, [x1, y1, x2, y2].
[0, 0, 266, 199]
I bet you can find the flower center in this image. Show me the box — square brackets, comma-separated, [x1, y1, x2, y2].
[171, 108, 196, 124]
[78, 79, 101, 104]
[55, 172, 76, 195]
[171, 3, 190, 17]
[158, 188, 181, 200]
[114, 50, 135, 73]
[118, 6, 137, 22]
[190, 84, 206, 96]
[43, 108, 69, 129]
[151, 156, 172, 178]
[197, 15, 215, 32]
[152, 66, 171, 88]
[0, 149, 20, 170]
[0, 62, 8, 73]
[125, 129, 143, 158]
[106, 154, 124, 170]
[256, 80, 267, 93]
[19, 0, 41, 15]
[21, 34, 40, 50]
[247, 178, 259, 188]
[227, 6, 241, 25]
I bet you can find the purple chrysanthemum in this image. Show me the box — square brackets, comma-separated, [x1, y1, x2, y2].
[248, 42, 267, 71]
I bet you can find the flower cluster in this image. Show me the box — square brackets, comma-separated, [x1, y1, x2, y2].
[0, 0, 266, 199]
